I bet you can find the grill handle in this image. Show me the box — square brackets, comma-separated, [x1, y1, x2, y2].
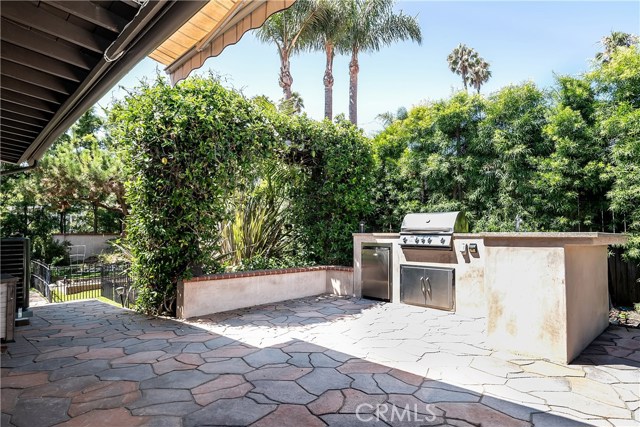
[421, 276, 431, 296]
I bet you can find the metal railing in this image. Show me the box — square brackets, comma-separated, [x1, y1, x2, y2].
[31, 259, 52, 302]
[31, 260, 136, 308]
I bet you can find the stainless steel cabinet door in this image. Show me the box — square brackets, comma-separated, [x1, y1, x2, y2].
[423, 267, 454, 310]
[400, 265, 427, 307]
[400, 265, 454, 311]
[362, 247, 390, 300]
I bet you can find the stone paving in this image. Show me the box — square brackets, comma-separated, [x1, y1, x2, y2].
[1, 295, 639, 427]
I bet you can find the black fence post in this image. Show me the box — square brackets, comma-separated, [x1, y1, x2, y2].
[46, 266, 51, 303]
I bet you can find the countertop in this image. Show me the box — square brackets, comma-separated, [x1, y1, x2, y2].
[354, 232, 627, 245]
[455, 232, 627, 245]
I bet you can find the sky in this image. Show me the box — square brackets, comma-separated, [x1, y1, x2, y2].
[99, 1, 640, 134]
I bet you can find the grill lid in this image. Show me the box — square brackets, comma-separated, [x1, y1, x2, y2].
[400, 212, 469, 234]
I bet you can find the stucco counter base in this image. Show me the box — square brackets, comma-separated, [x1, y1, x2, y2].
[353, 232, 627, 364]
[477, 233, 627, 363]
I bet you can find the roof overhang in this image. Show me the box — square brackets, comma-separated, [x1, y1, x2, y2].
[0, 0, 296, 166]
[150, 0, 295, 84]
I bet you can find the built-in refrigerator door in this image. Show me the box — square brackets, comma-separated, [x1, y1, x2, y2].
[362, 246, 391, 300]
[400, 265, 427, 307]
[423, 267, 454, 311]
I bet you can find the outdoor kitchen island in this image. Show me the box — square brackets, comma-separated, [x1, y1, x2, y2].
[353, 231, 627, 363]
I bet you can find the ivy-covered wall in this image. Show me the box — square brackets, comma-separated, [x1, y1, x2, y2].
[110, 77, 279, 314]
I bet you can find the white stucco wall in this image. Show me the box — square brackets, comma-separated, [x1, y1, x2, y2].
[177, 267, 354, 319]
[52, 234, 119, 259]
[481, 234, 623, 363]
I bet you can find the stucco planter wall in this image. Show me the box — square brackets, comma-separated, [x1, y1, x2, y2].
[177, 266, 353, 319]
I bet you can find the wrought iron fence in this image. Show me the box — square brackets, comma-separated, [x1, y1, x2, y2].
[31, 260, 136, 308]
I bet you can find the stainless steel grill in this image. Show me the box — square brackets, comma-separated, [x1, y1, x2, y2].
[399, 211, 468, 249]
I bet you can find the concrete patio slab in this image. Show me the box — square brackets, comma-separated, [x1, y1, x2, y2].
[1, 295, 639, 426]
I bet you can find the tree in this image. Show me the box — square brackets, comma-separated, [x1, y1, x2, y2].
[596, 31, 639, 63]
[590, 45, 640, 258]
[339, 0, 421, 125]
[278, 115, 375, 265]
[535, 76, 608, 231]
[1, 108, 123, 262]
[370, 93, 490, 230]
[256, 0, 320, 100]
[468, 57, 492, 94]
[110, 75, 279, 315]
[278, 91, 305, 115]
[37, 108, 127, 234]
[447, 44, 478, 91]
[301, 0, 346, 120]
[476, 83, 550, 231]
[376, 106, 408, 127]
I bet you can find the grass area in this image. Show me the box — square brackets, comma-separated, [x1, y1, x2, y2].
[32, 288, 135, 309]
[50, 288, 101, 303]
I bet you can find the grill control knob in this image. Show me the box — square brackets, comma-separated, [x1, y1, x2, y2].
[440, 237, 445, 244]
[427, 237, 432, 244]
[421, 238, 425, 243]
[403, 237, 407, 243]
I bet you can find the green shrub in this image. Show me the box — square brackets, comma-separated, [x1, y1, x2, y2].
[32, 236, 70, 266]
[110, 75, 376, 315]
[110, 76, 277, 315]
[219, 161, 296, 267]
[277, 115, 375, 265]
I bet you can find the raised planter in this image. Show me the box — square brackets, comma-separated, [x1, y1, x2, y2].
[177, 266, 353, 319]
[53, 278, 102, 295]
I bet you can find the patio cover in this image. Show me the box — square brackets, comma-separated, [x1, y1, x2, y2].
[150, 0, 295, 84]
[0, 0, 294, 166]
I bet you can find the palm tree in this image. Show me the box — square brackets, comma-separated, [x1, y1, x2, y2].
[256, 0, 319, 100]
[468, 57, 491, 94]
[596, 31, 639, 63]
[278, 91, 305, 115]
[339, 0, 422, 125]
[300, 0, 346, 120]
[376, 106, 408, 127]
[447, 44, 478, 91]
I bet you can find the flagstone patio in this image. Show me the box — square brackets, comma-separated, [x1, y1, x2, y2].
[1, 295, 639, 426]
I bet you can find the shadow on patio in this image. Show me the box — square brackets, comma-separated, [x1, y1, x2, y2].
[1, 298, 638, 426]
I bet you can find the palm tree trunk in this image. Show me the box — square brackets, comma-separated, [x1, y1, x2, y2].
[349, 49, 359, 125]
[323, 42, 335, 120]
[279, 49, 293, 100]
